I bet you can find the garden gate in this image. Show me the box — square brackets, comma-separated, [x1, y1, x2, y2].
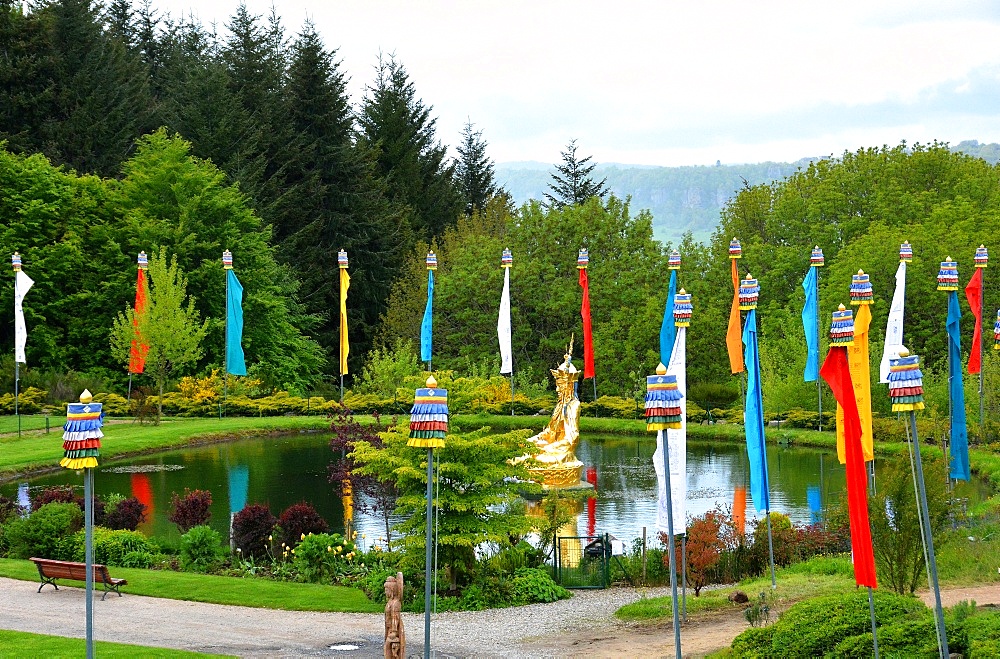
[552, 533, 610, 588]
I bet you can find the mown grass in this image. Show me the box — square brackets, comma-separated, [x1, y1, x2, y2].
[0, 629, 229, 657]
[0, 414, 66, 434]
[0, 558, 380, 613]
[615, 556, 856, 622]
[0, 415, 334, 480]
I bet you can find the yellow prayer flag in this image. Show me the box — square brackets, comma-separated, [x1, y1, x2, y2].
[836, 304, 874, 463]
[339, 268, 350, 375]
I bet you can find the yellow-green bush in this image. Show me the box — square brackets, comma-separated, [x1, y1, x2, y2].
[0, 386, 47, 414]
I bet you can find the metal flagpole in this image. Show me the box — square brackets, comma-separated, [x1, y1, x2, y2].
[661, 429, 682, 658]
[223, 250, 232, 417]
[85, 465, 94, 659]
[681, 535, 687, 622]
[14, 361, 19, 438]
[423, 448, 433, 657]
[868, 587, 880, 659]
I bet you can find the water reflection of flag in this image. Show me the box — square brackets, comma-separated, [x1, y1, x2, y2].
[586, 466, 597, 537]
[228, 465, 249, 514]
[807, 486, 822, 524]
[17, 483, 30, 515]
[733, 486, 746, 534]
[130, 473, 154, 533]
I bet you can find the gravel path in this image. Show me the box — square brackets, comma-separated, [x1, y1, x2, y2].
[0, 576, 673, 657]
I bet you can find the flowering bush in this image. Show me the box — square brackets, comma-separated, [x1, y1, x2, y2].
[292, 532, 356, 583]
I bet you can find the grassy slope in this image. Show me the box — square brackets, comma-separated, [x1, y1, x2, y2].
[0, 629, 230, 657]
[0, 558, 380, 613]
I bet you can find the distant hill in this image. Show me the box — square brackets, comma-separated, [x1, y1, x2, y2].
[495, 160, 811, 245]
[497, 141, 1000, 246]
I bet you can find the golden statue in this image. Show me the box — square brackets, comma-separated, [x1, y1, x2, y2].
[517, 337, 585, 488]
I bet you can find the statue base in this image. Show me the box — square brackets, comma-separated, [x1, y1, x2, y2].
[528, 461, 587, 489]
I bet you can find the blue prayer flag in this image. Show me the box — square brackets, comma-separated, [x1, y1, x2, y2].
[226, 269, 247, 376]
[228, 465, 249, 515]
[743, 309, 770, 513]
[947, 291, 969, 480]
[420, 269, 434, 363]
[802, 267, 819, 382]
[659, 270, 678, 366]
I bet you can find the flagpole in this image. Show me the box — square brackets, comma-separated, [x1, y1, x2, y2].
[12, 253, 23, 438]
[339, 249, 349, 404]
[812, 247, 825, 431]
[868, 587, 880, 659]
[975, 246, 988, 426]
[223, 250, 232, 417]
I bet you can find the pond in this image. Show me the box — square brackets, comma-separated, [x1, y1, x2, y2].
[1, 432, 989, 547]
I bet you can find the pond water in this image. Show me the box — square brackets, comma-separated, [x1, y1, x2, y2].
[1, 432, 989, 547]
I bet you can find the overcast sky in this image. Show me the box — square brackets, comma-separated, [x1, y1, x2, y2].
[151, 0, 1000, 166]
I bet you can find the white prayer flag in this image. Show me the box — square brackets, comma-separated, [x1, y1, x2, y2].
[498, 266, 512, 375]
[653, 325, 687, 534]
[14, 269, 34, 364]
[879, 261, 906, 383]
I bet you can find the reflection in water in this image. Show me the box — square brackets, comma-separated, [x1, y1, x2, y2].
[1, 433, 990, 546]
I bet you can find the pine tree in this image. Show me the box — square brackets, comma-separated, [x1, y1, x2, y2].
[544, 139, 608, 209]
[358, 54, 461, 242]
[277, 24, 407, 373]
[455, 120, 502, 216]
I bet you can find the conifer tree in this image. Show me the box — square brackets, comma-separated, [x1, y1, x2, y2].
[455, 120, 502, 216]
[358, 54, 461, 241]
[545, 139, 608, 209]
[277, 24, 407, 372]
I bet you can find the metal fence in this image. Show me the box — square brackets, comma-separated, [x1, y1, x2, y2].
[552, 533, 610, 589]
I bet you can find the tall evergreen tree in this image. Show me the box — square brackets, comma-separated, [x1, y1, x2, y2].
[545, 139, 608, 209]
[455, 120, 502, 216]
[277, 24, 407, 373]
[358, 54, 461, 242]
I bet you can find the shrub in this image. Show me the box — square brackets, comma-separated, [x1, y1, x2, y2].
[730, 625, 775, 657]
[232, 503, 277, 559]
[581, 395, 640, 419]
[4, 502, 83, 559]
[180, 525, 225, 572]
[666, 508, 723, 596]
[0, 494, 21, 524]
[105, 496, 147, 531]
[292, 532, 356, 583]
[278, 502, 328, 549]
[65, 528, 154, 566]
[91, 392, 129, 416]
[168, 489, 212, 533]
[688, 382, 739, 410]
[120, 550, 154, 568]
[511, 567, 570, 604]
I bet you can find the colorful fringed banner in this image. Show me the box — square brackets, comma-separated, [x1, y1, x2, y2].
[61, 394, 103, 469]
[407, 377, 447, 448]
[668, 250, 681, 270]
[899, 241, 913, 263]
[850, 270, 873, 305]
[810, 246, 825, 267]
[888, 352, 925, 412]
[995, 309, 1000, 350]
[729, 238, 742, 259]
[975, 245, 988, 268]
[937, 259, 959, 291]
[645, 366, 683, 431]
[739, 274, 759, 311]
[830, 304, 854, 347]
[673, 290, 692, 327]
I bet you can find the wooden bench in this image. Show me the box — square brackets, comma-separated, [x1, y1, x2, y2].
[29, 557, 127, 600]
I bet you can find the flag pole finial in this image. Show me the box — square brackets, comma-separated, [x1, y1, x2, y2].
[222, 249, 233, 270]
[338, 249, 348, 269]
[12, 252, 21, 271]
[501, 247, 512, 268]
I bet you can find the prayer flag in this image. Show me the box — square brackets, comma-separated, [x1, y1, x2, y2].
[14, 269, 33, 364]
[579, 268, 595, 379]
[880, 261, 907, 383]
[226, 269, 247, 376]
[420, 269, 434, 363]
[802, 266, 819, 382]
[743, 309, 769, 513]
[659, 269, 677, 366]
[947, 291, 969, 480]
[820, 345, 877, 588]
[836, 304, 874, 463]
[339, 267, 350, 375]
[498, 266, 512, 374]
[727, 259, 744, 373]
[965, 267, 983, 375]
[653, 325, 687, 532]
[129, 266, 149, 374]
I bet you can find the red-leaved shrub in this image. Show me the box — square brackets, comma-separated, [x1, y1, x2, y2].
[279, 501, 328, 548]
[233, 503, 277, 559]
[168, 489, 212, 533]
[33, 486, 105, 525]
[106, 497, 147, 531]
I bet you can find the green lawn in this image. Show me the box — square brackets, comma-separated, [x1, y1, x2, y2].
[0, 629, 229, 657]
[0, 558, 380, 613]
[0, 415, 334, 479]
[0, 415, 66, 435]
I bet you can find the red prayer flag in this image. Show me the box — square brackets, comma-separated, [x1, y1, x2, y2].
[820, 346, 877, 588]
[129, 268, 149, 374]
[726, 259, 745, 373]
[965, 267, 984, 374]
[579, 268, 595, 379]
